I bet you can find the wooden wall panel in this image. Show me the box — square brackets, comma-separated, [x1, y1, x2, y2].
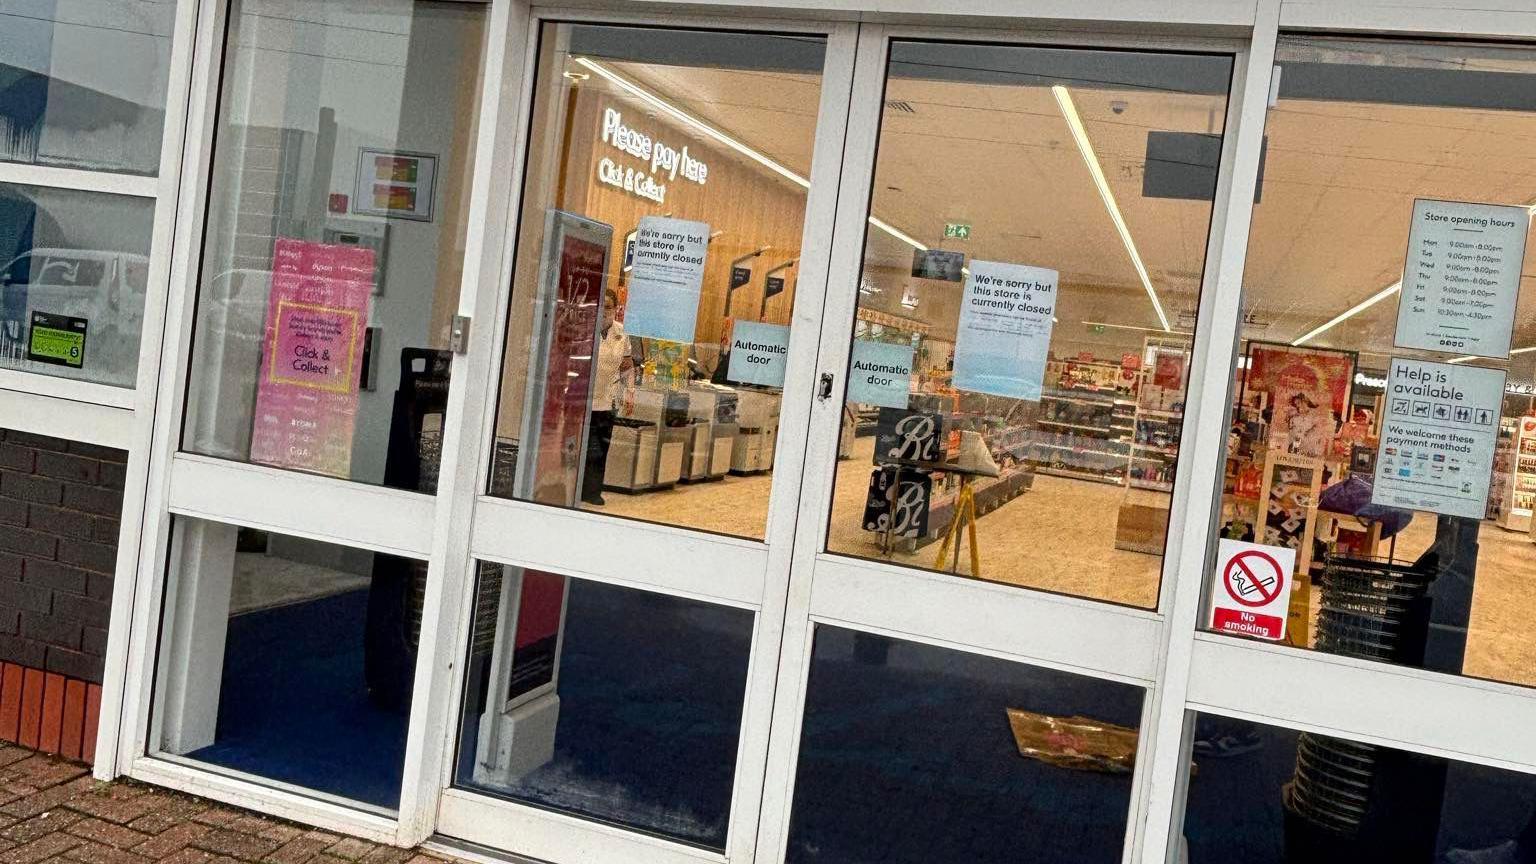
[494, 80, 817, 440]
[559, 91, 811, 347]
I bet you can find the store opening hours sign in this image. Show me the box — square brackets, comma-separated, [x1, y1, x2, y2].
[1209, 539, 1296, 641]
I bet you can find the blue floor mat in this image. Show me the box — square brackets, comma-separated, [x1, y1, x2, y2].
[188, 589, 407, 810]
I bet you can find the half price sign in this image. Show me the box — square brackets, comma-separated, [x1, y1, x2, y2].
[1209, 539, 1296, 642]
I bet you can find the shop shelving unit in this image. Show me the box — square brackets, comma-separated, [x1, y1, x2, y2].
[1126, 336, 1190, 492]
[1497, 415, 1536, 532]
[1024, 392, 1130, 484]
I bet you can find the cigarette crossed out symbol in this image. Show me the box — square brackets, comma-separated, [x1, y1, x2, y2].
[1222, 550, 1284, 608]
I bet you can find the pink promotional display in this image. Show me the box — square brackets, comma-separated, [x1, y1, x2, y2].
[249, 237, 374, 477]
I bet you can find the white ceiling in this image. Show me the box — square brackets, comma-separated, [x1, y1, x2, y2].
[599, 44, 1536, 381]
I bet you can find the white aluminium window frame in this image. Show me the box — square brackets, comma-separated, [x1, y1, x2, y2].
[0, 0, 203, 789]
[92, 0, 1536, 862]
[109, 0, 457, 838]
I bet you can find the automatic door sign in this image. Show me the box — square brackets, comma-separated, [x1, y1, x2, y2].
[1209, 539, 1296, 641]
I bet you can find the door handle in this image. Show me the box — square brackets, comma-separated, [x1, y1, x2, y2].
[817, 372, 835, 401]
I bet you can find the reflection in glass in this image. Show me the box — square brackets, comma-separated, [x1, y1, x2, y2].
[454, 564, 753, 850]
[487, 24, 827, 540]
[1183, 712, 1536, 864]
[152, 518, 418, 812]
[0, 1, 173, 174]
[1209, 37, 1536, 689]
[785, 628, 1145, 864]
[0, 183, 153, 387]
[827, 42, 1233, 607]
[182, 0, 486, 488]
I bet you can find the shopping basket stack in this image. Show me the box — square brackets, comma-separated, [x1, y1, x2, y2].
[1281, 553, 1445, 863]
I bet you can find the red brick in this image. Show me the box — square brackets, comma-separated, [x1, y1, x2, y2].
[62, 839, 151, 864]
[37, 675, 63, 755]
[68, 817, 151, 849]
[34, 452, 99, 484]
[0, 475, 60, 507]
[3, 753, 87, 787]
[0, 528, 54, 560]
[155, 850, 216, 864]
[0, 444, 36, 473]
[0, 830, 82, 863]
[194, 827, 280, 859]
[15, 670, 42, 750]
[59, 485, 122, 520]
[24, 560, 89, 595]
[323, 837, 375, 861]
[0, 500, 24, 529]
[129, 820, 211, 858]
[2, 809, 86, 843]
[60, 679, 86, 761]
[26, 503, 92, 539]
[188, 808, 240, 828]
[122, 798, 207, 836]
[56, 539, 118, 577]
[68, 789, 162, 826]
[0, 775, 93, 818]
[81, 685, 99, 763]
[0, 669, 24, 742]
[3, 433, 68, 454]
[263, 833, 333, 864]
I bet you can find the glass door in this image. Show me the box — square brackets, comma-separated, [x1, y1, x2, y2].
[754, 26, 1238, 864]
[432, 11, 857, 864]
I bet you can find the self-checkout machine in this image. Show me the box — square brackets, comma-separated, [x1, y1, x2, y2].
[473, 211, 613, 785]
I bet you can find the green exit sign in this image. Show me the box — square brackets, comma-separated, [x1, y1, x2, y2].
[943, 222, 971, 239]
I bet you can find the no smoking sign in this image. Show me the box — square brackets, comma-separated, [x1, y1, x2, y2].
[1209, 539, 1296, 642]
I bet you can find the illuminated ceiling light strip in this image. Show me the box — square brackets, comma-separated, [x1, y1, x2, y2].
[868, 215, 927, 251]
[1293, 203, 1536, 347]
[1448, 345, 1536, 364]
[1290, 280, 1402, 347]
[1052, 85, 1170, 333]
[576, 56, 925, 255]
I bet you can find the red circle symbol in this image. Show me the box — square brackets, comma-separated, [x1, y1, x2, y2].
[1222, 550, 1285, 608]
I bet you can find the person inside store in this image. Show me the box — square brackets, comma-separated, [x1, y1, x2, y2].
[583, 287, 632, 506]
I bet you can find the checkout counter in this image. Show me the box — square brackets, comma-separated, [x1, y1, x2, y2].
[603, 382, 780, 493]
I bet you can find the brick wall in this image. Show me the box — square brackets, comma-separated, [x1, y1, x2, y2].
[0, 428, 124, 761]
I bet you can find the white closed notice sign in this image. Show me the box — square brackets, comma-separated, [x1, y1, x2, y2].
[1209, 539, 1296, 642]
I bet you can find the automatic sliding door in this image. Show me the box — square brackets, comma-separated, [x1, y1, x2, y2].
[438, 16, 852, 864]
[759, 29, 1235, 864]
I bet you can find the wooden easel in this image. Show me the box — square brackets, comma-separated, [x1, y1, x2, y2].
[934, 473, 982, 577]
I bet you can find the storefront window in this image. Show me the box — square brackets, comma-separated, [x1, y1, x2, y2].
[1206, 37, 1536, 688]
[486, 24, 827, 539]
[826, 42, 1232, 607]
[0, 183, 153, 387]
[0, 1, 174, 175]
[151, 517, 422, 811]
[1181, 712, 1536, 863]
[785, 628, 1145, 864]
[181, 0, 487, 489]
[452, 564, 753, 849]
